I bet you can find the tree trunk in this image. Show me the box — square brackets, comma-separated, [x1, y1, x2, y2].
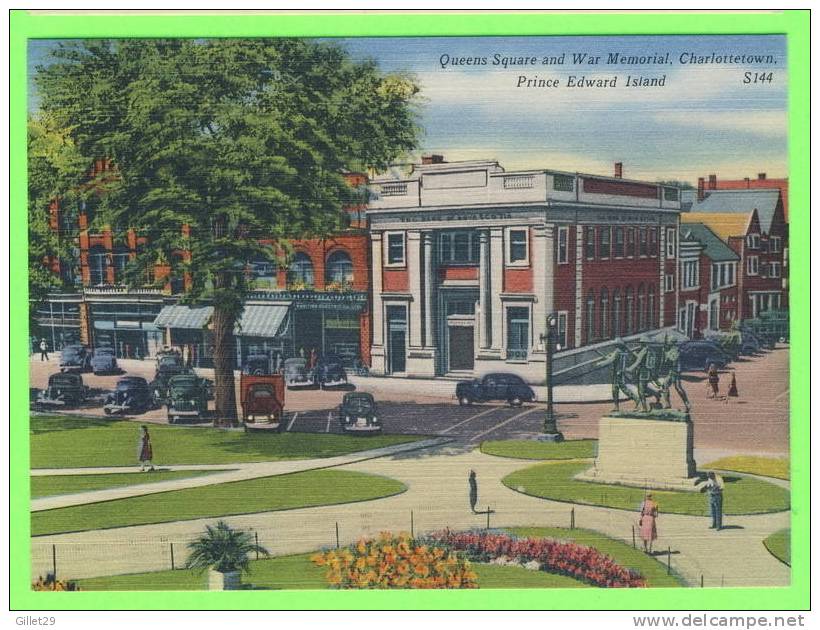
[211, 302, 238, 426]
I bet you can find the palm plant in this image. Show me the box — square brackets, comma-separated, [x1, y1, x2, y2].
[185, 521, 269, 575]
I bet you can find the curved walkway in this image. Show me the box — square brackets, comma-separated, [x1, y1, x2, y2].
[32, 445, 789, 588]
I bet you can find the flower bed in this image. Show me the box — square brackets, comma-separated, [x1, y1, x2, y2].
[426, 530, 646, 588]
[311, 532, 478, 589]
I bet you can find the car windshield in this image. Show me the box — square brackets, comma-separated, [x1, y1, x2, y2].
[159, 356, 182, 367]
[62, 347, 84, 360]
[170, 377, 199, 391]
[345, 395, 374, 414]
[117, 379, 145, 390]
[50, 374, 80, 387]
[95, 348, 115, 356]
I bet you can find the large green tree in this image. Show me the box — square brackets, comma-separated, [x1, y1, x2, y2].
[35, 38, 420, 422]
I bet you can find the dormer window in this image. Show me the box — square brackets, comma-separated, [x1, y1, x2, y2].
[746, 234, 761, 249]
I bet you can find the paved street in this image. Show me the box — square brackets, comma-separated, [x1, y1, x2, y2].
[29, 345, 789, 454]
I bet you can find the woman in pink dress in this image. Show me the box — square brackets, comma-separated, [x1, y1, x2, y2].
[639, 493, 659, 554]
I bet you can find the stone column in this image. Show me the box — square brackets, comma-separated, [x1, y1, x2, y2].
[489, 228, 504, 351]
[478, 229, 490, 349]
[422, 232, 434, 347]
[531, 224, 552, 349]
[407, 230, 423, 348]
[370, 233, 384, 347]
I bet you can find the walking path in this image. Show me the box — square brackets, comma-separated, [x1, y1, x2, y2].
[31, 444, 790, 588]
[30, 437, 451, 512]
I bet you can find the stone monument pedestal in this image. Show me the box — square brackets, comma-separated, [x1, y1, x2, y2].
[576, 415, 703, 491]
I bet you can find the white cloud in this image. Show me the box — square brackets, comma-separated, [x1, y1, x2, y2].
[652, 109, 787, 137]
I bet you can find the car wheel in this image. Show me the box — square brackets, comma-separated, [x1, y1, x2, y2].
[509, 396, 524, 407]
[104, 408, 113, 416]
[458, 395, 471, 406]
[252, 369, 264, 376]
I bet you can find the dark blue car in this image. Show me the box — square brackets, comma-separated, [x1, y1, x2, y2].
[104, 376, 154, 415]
[678, 341, 732, 373]
[456, 373, 536, 407]
[91, 347, 120, 375]
[59, 345, 92, 373]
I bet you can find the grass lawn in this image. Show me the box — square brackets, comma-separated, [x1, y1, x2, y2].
[31, 415, 424, 468]
[763, 529, 790, 566]
[481, 439, 597, 460]
[32, 469, 406, 536]
[503, 461, 790, 516]
[702, 455, 789, 480]
[32, 470, 226, 498]
[506, 527, 684, 587]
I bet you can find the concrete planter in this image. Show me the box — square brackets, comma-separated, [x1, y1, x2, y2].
[208, 569, 241, 591]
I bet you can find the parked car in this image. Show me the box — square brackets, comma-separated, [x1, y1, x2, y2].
[242, 354, 274, 376]
[455, 373, 536, 407]
[36, 372, 88, 408]
[284, 358, 315, 389]
[103, 376, 154, 415]
[91, 346, 120, 375]
[338, 392, 382, 434]
[314, 354, 348, 389]
[59, 345, 91, 373]
[677, 341, 732, 372]
[240, 374, 285, 428]
[166, 373, 209, 424]
[150, 352, 191, 405]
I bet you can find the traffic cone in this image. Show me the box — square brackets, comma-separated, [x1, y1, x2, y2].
[727, 372, 739, 398]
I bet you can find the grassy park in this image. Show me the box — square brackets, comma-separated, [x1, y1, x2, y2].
[32, 469, 406, 536]
[503, 461, 790, 516]
[763, 529, 790, 566]
[31, 470, 226, 498]
[481, 439, 597, 460]
[31, 415, 424, 468]
[702, 455, 789, 480]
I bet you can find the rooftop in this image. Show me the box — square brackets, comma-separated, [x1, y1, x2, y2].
[689, 188, 782, 233]
[679, 222, 740, 262]
[681, 212, 754, 240]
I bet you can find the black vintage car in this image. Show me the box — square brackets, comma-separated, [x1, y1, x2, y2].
[59, 345, 92, 373]
[338, 392, 382, 434]
[91, 346, 120, 375]
[36, 372, 88, 408]
[314, 354, 348, 389]
[242, 354, 274, 376]
[103, 377, 154, 415]
[149, 351, 190, 405]
[166, 373, 209, 424]
[677, 341, 732, 373]
[455, 373, 536, 407]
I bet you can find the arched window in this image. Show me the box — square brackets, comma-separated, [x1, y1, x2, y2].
[625, 286, 634, 335]
[326, 250, 354, 285]
[287, 252, 314, 288]
[648, 285, 656, 329]
[88, 245, 108, 286]
[585, 290, 596, 345]
[612, 289, 622, 338]
[600, 288, 609, 340]
[637, 283, 646, 331]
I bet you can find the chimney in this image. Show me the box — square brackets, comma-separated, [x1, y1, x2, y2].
[757, 172, 766, 180]
[697, 177, 705, 201]
[614, 162, 623, 178]
[421, 154, 445, 165]
[708, 174, 717, 190]
[744, 177, 750, 187]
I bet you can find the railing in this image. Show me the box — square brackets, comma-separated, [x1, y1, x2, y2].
[83, 286, 166, 296]
[502, 175, 535, 190]
[379, 182, 409, 197]
[506, 348, 529, 361]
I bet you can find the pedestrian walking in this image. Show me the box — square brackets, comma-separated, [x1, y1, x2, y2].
[309, 347, 318, 370]
[638, 493, 659, 554]
[706, 363, 720, 399]
[138, 425, 155, 472]
[39, 338, 49, 362]
[703, 472, 724, 530]
[468, 470, 478, 513]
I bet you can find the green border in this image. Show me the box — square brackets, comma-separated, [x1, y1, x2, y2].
[10, 10, 809, 610]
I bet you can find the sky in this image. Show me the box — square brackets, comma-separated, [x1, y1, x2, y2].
[29, 34, 787, 183]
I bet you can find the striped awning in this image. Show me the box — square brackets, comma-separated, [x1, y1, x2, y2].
[234, 304, 290, 338]
[154, 304, 213, 330]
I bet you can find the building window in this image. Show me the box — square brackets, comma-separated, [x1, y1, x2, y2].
[506, 228, 529, 265]
[440, 231, 480, 265]
[666, 228, 676, 259]
[88, 245, 108, 286]
[770, 236, 782, 253]
[612, 289, 622, 337]
[557, 227, 569, 264]
[553, 174, 574, 192]
[769, 262, 781, 278]
[639, 228, 648, 257]
[584, 227, 596, 260]
[507, 307, 530, 359]
[729, 263, 735, 285]
[746, 234, 761, 249]
[585, 290, 596, 344]
[613, 227, 624, 258]
[385, 232, 405, 266]
[648, 285, 656, 329]
[747, 255, 759, 276]
[626, 228, 635, 258]
[709, 299, 719, 331]
[112, 248, 130, 284]
[637, 283, 646, 331]
[664, 273, 675, 293]
[663, 187, 679, 201]
[625, 286, 634, 335]
[649, 228, 658, 257]
[446, 300, 476, 316]
[682, 259, 699, 289]
[600, 288, 609, 340]
[556, 311, 568, 350]
[599, 227, 611, 259]
[326, 250, 354, 285]
[287, 252, 315, 288]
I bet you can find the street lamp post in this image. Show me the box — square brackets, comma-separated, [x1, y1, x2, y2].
[539, 313, 564, 442]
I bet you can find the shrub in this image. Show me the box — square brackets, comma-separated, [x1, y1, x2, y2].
[32, 573, 80, 591]
[185, 520, 269, 575]
[311, 531, 478, 589]
[426, 530, 646, 588]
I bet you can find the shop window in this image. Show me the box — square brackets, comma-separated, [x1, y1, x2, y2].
[506, 307, 530, 360]
[288, 252, 315, 289]
[557, 227, 569, 264]
[88, 245, 108, 286]
[326, 250, 354, 286]
[385, 232, 405, 266]
[506, 228, 529, 265]
[599, 227, 611, 259]
[613, 227, 625, 258]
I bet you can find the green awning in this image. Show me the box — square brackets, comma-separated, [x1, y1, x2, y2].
[234, 304, 290, 338]
[154, 304, 213, 330]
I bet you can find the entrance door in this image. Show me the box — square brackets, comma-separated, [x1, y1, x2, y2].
[386, 306, 407, 374]
[685, 302, 697, 338]
[448, 325, 475, 371]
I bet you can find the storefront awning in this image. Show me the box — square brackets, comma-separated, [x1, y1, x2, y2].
[154, 304, 213, 330]
[234, 304, 289, 338]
